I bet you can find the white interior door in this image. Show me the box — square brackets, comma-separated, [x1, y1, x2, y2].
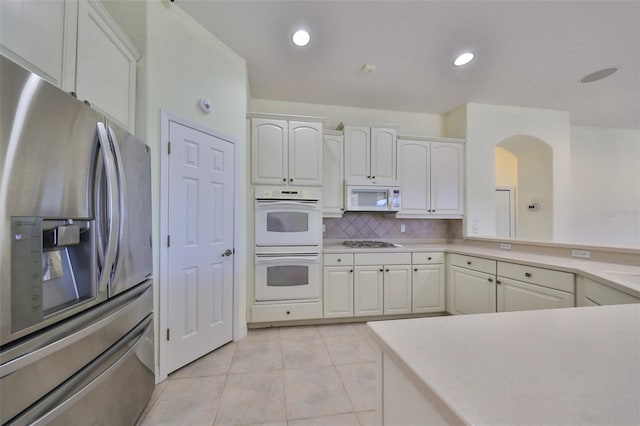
[496, 187, 515, 238]
[166, 120, 234, 374]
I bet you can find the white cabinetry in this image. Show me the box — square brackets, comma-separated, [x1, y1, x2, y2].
[497, 262, 575, 311]
[576, 277, 640, 306]
[340, 123, 398, 185]
[322, 131, 344, 217]
[447, 256, 497, 315]
[323, 254, 354, 318]
[354, 253, 412, 316]
[397, 137, 464, 218]
[0, 0, 76, 90]
[251, 115, 323, 186]
[0, 0, 139, 131]
[76, 0, 139, 131]
[412, 253, 446, 313]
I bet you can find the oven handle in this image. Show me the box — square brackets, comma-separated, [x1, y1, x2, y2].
[255, 200, 319, 209]
[255, 255, 320, 264]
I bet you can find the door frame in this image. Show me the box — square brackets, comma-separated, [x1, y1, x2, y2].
[158, 110, 240, 381]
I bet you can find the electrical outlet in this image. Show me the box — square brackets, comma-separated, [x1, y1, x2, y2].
[500, 243, 512, 250]
[571, 249, 591, 259]
[400, 224, 406, 233]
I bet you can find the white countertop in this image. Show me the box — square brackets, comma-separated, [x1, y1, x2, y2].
[368, 304, 640, 425]
[323, 242, 640, 298]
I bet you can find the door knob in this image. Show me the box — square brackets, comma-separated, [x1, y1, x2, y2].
[222, 249, 233, 257]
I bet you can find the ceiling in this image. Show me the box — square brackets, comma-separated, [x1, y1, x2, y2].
[178, 1, 640, 130]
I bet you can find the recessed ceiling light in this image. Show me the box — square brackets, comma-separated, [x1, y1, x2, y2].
[292, 30, 310, 47]
[454, 52, 474, 66]
[580, 67, 618, 83]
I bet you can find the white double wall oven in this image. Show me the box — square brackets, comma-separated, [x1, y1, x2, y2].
[254, 187, 322, 302]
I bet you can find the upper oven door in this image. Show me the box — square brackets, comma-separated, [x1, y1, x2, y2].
[255, 200, 321, 246]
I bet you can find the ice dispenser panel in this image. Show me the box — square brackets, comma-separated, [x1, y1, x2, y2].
[11, 217, 97, 333]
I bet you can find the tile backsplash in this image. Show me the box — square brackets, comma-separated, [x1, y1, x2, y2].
[323, 213, 463, 241]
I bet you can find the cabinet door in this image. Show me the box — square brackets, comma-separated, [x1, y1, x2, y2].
[0, 0, 76, 90]
[354, 266, 383, 316]
[497, 277, 574, 312]
[447, 266, 496, 315]
[252, 118, 288, 184]
[412, 265, 445, 313]
[383, 265, 412, 315]
[323, 266, 354, 318]
[370, 127, 397, 184]
[397, 140, 430, 216]
[430, 142, 464, 216]
[76, 0, 138, 131]
[343, 125, 370, 184]
[289, 121, 322, 186]
[323, 134, 344, 216]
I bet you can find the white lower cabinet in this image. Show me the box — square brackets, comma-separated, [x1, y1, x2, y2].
[412, 253, 445, 313]
[448, 266, 497, 314]
[383, 265, 412, 315]
[497, 277, 574, 312]
[323, 266, 354, 318]
[354, 266, 385, 316]
[576, 277, 640, 306]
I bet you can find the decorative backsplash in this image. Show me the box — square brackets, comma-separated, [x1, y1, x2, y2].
[323, 213, 463, 241]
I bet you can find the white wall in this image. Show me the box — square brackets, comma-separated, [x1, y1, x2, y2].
[570, 126, 640, 248]
[102, 0, 249, 373]
[250, 98, 443, 136]
[464, 103, 571, 241]
[495, 146, 517, 188]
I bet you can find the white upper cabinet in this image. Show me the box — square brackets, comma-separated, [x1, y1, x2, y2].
[0, 0, 139, 131]
[341, 123, 397, 185]
[0, 0, 76, 91]
[322, 131, 344, 216]
[397, 137, 464, 218]
[251, 115, 323, 186]
[76, 0, 139, 131]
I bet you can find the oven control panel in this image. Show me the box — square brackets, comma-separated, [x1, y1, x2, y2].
[255, 186, 321, 201]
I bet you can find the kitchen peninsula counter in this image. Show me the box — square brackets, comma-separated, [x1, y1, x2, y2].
[323, 241, 640, 298]
[368, 304, 640, 425]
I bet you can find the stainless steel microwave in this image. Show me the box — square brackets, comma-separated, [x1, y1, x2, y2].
[345, 185, 401, 212]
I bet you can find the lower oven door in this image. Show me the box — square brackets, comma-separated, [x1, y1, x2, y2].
[255, 253, 320, 301]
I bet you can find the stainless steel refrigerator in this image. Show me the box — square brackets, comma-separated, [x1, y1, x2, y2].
[0, 56, 154, 425]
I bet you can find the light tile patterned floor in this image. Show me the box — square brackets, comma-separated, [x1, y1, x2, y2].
[139, 323, 379, 426]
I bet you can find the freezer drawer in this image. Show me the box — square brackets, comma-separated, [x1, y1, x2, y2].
[10, 315, 154, 426]
[0, 281, 152, 424]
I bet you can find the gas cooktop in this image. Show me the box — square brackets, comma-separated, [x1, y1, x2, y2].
[342, 240, 401, 248]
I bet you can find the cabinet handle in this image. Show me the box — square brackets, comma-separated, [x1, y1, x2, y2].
[372, 176, 376, 179]
[467, 261, 472, 265]
[385, 269, 389, 272]
[337, 258, 341, 262]
[289, 178, 293, 182]
[414, 268, 418, 272]
[488, 278, 494, 282]
[286, 310, 291, 315]
[379, 269, 384, 272]
[496, 280, 502, 285]
[350, 269, 353, 273]
[525, 272, 532, 278]
[427, 257, 432, 260]
[282, 178, 286, 182]
[367, 176, 371, 179]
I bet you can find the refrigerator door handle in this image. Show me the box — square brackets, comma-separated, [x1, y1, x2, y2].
[96, 123, 120, 293]
[107, 126, 127, 273]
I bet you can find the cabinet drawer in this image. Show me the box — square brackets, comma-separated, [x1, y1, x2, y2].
[449, 253, 496, 275]
[582, 278, 639, 305]
[355, 252, 411, 266]
[251, 302, 323, 322]
[324, 253, 354, 266]
[498, 262, 574, 293]
[412, 252, 444, 265]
